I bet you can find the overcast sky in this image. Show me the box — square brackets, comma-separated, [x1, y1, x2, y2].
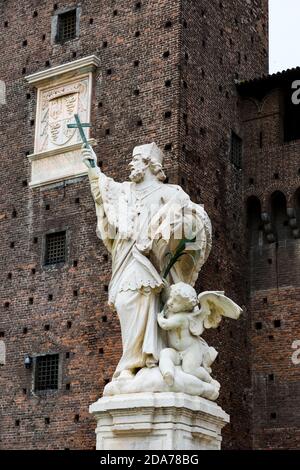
[269, 0, 300, 73]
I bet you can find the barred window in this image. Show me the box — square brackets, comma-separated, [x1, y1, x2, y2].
[57, 10, 77, 43]
[45, 231, 66, 265]
[35, 354, 59, 391]
[230, 131, 242, 169]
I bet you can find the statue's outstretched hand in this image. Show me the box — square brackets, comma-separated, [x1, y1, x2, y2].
[81, 145, 97, 169]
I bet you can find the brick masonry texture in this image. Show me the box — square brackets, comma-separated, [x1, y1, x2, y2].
[2, 0, 294, 451]
[241, 78, 300, 449]
[179, 0, 268, 450]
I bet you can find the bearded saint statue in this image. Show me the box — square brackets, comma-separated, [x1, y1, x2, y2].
[82, 143, 212, 382]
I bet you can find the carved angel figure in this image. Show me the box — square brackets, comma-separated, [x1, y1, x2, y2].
[158, 282, 242, 387]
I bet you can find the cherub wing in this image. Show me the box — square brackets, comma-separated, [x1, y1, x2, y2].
[197, 291, 242, 330]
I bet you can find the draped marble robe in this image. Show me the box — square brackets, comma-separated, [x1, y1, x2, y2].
[88, 167, 212, 378]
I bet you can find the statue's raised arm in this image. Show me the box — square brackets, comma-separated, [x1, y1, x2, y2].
[82, 146, 98, 171]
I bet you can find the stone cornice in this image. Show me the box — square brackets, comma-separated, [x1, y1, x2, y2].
[25, 55, 100, 86]
[27, 138, 97, 162]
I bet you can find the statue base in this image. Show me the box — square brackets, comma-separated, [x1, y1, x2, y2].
[89, 392, 229, 450]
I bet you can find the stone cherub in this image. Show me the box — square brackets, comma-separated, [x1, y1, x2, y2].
[158, 282, 242, 388]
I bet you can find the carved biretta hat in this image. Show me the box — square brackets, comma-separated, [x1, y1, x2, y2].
[132, 142, 164, 164]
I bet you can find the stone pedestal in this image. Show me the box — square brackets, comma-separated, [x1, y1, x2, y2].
[89, 392, 229, 450]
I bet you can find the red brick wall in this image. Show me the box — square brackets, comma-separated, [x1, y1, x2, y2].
[179, 0, 268, 449]
[241, 82, 300, 449]
[0, 0, 182, 450]
[0, 0, 268, 449]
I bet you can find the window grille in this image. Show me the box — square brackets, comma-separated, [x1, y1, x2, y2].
[230, 131, 242, 169]
[57, 10, 77, 42]
[35, 354, 59, 391]
[45, 231, 66, 265]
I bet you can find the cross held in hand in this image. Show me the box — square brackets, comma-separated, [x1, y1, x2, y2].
[67, 114, 95, 167]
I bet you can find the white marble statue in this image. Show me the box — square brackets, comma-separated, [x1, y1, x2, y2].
[158, 282, 242, 387]
[82, 143, 211, 378]
[82, 142, 241, 400]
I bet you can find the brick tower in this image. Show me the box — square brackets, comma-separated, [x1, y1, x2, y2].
[0, 0, 268, 449]
[238, 68, 300, 449]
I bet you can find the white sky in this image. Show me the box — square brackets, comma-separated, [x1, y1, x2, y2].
[269, 0, 300, 73]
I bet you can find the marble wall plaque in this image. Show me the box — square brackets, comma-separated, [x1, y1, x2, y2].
[26, 56, 99, 187]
